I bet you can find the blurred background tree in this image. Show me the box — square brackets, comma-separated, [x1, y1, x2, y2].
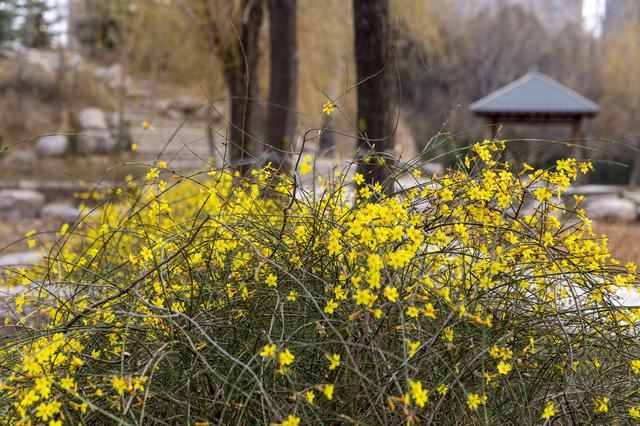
[6, 0, 640, 183]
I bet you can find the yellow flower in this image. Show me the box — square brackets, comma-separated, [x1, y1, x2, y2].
[304, 390, 315, 403]
[406, 306, 419, 318]
[443, 327, 454, 342]
[436, 384, 449, 396]
[145, 167, 159, 181]
[353, 173, 365, 186]
[497, 360, 512, 375]
[326, 353, 340, 370]
[112, 376, 128, 395]
[423, 303, 437, 319]
[49, 420, 63, 426]
[322, 384, 334, 400]
[287, 291, 297, 302]
[300, 155, 313, 176]
[279, 414, 301, 426]
[383, 286, 399, 302]
[407, 340, 420, 357]
[35, 400, 62, 421]
[278, 349, 295, 367]
[467, 393, 487, 410]
[324, 299, 339, 314]
[541, 401, 556, 420]
[158, 160, 168, 169]
[260, 344, 276, 359]
[131, 143, 139, 151]
[629, 405, 640, 419]
[631, 359, 640, 374]
[408, 380, 428, 408]
[322, 101, 336, 115]
[265, 273, 278, 287]
[594, 397, 609, 413]
[142, 120, 155, 130]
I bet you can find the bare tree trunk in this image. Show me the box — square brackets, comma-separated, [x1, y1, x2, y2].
[353, 0, 395, 190]
[265, 0, 297, 171]
[223, 0, 264, 174]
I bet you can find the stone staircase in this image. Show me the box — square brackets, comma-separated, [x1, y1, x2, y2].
[123, 107, 224, 172]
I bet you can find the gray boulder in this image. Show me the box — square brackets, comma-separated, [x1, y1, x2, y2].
[584, 197, 637, 223]
[35, 135, 68, 157]
[77, 107, 108, 130]
[2, 150, 35, 169]
[0, 190, 46, 220]
[39, 202, 81, 223]
[170, 96, 202, 115]
[0, 250, 43, 269]
[77, 128, 115, 155]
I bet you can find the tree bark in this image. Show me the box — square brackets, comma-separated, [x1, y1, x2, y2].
[265, 0, 297, 171]
[222, 0, 264, 174]
[353, 0, 395, 189]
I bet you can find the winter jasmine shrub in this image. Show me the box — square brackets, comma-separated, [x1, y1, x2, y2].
[1, 140, 639, 425]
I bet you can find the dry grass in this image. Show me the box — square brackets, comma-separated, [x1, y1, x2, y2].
[594, 221, 640, 265]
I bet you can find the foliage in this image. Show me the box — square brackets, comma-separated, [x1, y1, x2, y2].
[0, 0, 15, 43]
[1, 141, 640, 424]
[11, 0, 54, 48]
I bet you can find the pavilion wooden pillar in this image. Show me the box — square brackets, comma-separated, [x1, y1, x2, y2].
[570, 116, 583, 161]
[485, 116, 500, 140]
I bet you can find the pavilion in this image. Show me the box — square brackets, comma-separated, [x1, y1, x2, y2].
[470, 72, 599, 159]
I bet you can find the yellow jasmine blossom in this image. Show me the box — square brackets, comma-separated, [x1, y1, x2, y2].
[383, 286, 399, 302]
[300, 155, 313, 176]
[467, 393, 487, 410]
[304, 390, 315, 403]
[497, 360, 512, 375]
[265, 273, 278, 287]
[322, 101, 336, 115]
[406, 306, 419, 318]
[326, 353, 340, 370]
[407, 340, 420, 357]
[408, 380, 428, 408]
[324, 299, 339, 314]
[260, 344, 276, 359]
[541, 401, 556, 420]
[594, 397, 609, 413]
[112, 376, 128, 395]
[353, 173, 365, 186]
[436, 384, 449, 396]
[278, 349, 295, 367]
[279, 414, 301, 426]
[322, 384, 334, 400]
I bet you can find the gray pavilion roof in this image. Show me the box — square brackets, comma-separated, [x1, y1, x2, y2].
[470, 72, 599, 117]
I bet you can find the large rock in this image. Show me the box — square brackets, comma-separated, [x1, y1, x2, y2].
[0, 190, 46, 220]
[39, 203, 81, 223]
[77, 107, 108, 130]
[94, 63, 128, 89]
[2, 150, 35, 170]
[584, 197, 637, 223]
[35, 135, 68, 157]
[0, 250, 44, 269]
[77, 128, 115, 155]
[170, 96, 202, 114]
